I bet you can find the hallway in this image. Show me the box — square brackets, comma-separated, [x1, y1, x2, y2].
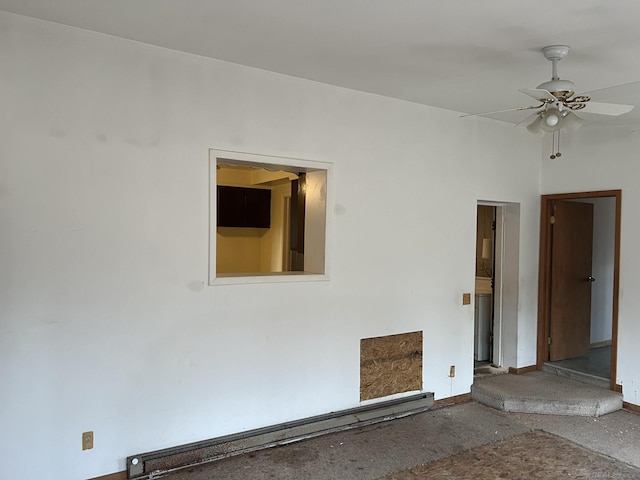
[547, 345, 612, 380]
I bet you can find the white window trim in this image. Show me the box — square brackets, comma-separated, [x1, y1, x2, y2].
[209, 149, 331, 286]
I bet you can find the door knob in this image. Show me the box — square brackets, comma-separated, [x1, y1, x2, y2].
[587, 276, 596, 282]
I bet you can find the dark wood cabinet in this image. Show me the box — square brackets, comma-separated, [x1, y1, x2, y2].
[217, 186, 271, 228]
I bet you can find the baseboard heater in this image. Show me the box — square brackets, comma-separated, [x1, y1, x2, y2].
[127, 392, 434, 478]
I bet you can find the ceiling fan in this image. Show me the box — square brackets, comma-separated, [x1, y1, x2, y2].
[464, 45, 635, 158]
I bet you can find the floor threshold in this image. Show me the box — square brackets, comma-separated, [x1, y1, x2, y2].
[542, 362, 610, 390]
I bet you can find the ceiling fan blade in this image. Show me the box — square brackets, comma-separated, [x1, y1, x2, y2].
[526, 116, 543, 134]
[519, 88, 557, 103]
[514, 112, 540, 128]
[563, 111, 584, 131]
[579, 101, 633, 116]
[460, 104, 543, 118]
[578, 80, 640, 98]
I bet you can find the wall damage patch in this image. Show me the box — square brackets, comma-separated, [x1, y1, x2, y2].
[360, 331, 423, 401]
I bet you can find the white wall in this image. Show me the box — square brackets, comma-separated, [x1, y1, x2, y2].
[590, 197, 615, 344]
[499, 203, 522, 368]
[0, 12, 542, 479]
[575, 197, 615, 344]
[541, 126, 640, 405]
[303, 170, 327, 274]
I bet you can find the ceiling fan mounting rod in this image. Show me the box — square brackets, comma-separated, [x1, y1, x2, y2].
[551, 58, 559, 81]
[542, 45, 571, 80]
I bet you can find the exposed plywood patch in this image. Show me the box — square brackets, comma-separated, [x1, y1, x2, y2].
[360, 331, 423, 401]
[379, 431, 640, 480]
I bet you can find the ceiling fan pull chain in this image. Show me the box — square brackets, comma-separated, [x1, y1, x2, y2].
[550, 131, 556, 159]
[556, 131, 562, 158]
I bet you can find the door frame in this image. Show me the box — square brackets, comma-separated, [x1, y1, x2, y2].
[478, 201, 521, 369]
[475, 204, 499, 366]
[537, 190, 621, 392]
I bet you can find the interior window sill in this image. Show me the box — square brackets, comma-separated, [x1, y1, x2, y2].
[211, 272, 328, 286]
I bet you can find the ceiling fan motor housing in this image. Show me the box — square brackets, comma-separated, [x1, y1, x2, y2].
[536, 79, 575, 101]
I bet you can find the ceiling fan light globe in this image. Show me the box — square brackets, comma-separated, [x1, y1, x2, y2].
[540, 108, 564, 132]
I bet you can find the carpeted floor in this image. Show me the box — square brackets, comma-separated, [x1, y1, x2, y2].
[156, 403, 640, 480]
[379, 430, 640, 480]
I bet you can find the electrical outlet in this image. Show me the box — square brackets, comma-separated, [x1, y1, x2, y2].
[449, 365, 456, 378]
[462, 293, 471, 305]
[82, 431, 94, 450]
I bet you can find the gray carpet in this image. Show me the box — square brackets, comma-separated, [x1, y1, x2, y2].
[159, 402, 640, 480]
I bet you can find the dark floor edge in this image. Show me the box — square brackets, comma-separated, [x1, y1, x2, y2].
[624, 402, 640, 414]
[87, 471, 127, 480]
[509, 365, 537, 375]
[432, 393, 472, 409]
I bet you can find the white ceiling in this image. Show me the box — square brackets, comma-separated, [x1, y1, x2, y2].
[3, 0, 640, 127]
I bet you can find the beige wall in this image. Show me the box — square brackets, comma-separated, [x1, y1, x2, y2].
[216, 228, 264, 273]
[216, 167, 291, 274]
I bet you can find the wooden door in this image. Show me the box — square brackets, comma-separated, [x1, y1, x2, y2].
[549, 200, 594, 361]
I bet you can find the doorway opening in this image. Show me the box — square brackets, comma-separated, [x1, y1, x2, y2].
[474, 202, 520, 377]
[537, 190, 621, 392]
[474, 205, 495, 370]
